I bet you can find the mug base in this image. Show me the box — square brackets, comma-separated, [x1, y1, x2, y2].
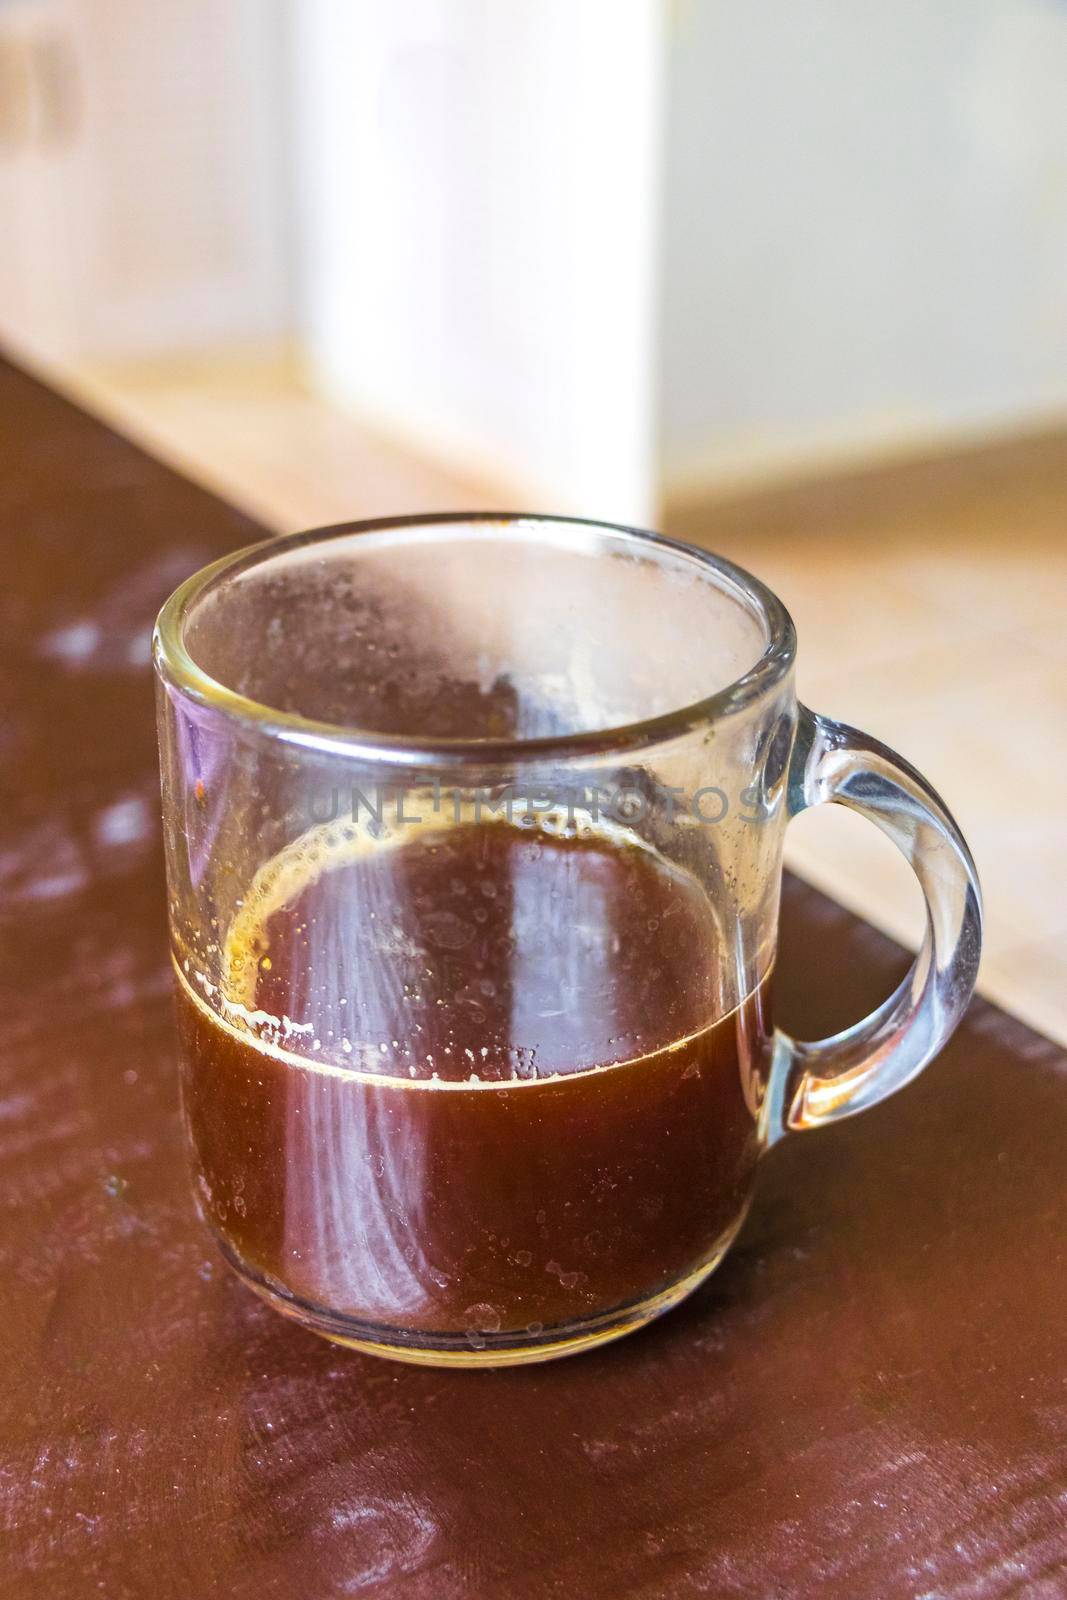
[217, 1211, 748, 1367]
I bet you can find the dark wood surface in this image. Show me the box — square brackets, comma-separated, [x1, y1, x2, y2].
[1, 354, 1065, 1599]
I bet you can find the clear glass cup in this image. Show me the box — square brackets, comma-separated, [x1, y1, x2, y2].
[154, 514, 982, 1366]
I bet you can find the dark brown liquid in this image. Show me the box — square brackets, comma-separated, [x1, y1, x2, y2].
[178, 821, 772, 1348]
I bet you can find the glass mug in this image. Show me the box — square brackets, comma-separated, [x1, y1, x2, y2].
[154, 514, 982, 1366]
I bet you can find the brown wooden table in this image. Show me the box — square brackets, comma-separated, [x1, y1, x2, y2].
[1, 354, 1064, 1599]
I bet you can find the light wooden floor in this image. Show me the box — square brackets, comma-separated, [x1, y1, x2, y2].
[62, 349, 1067, 1046]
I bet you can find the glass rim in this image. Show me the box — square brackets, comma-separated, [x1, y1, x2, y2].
[153, 511, 797, 767]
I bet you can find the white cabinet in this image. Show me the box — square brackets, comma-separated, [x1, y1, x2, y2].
[293, 0, 664, 525]
[0, 0, 291, 364]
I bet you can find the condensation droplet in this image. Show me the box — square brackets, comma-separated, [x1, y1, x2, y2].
[463, 1301, 501, 1334]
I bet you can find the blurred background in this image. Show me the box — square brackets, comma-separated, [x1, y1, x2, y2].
[1, 0, 1064, 1040]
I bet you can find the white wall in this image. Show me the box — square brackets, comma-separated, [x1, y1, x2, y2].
[295, 0, 665, 522]
[659, 0, 1067, 495]
[296, 0, 1067, 514]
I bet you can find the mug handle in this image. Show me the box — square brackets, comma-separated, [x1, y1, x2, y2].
[765, 705, 983, 1142]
